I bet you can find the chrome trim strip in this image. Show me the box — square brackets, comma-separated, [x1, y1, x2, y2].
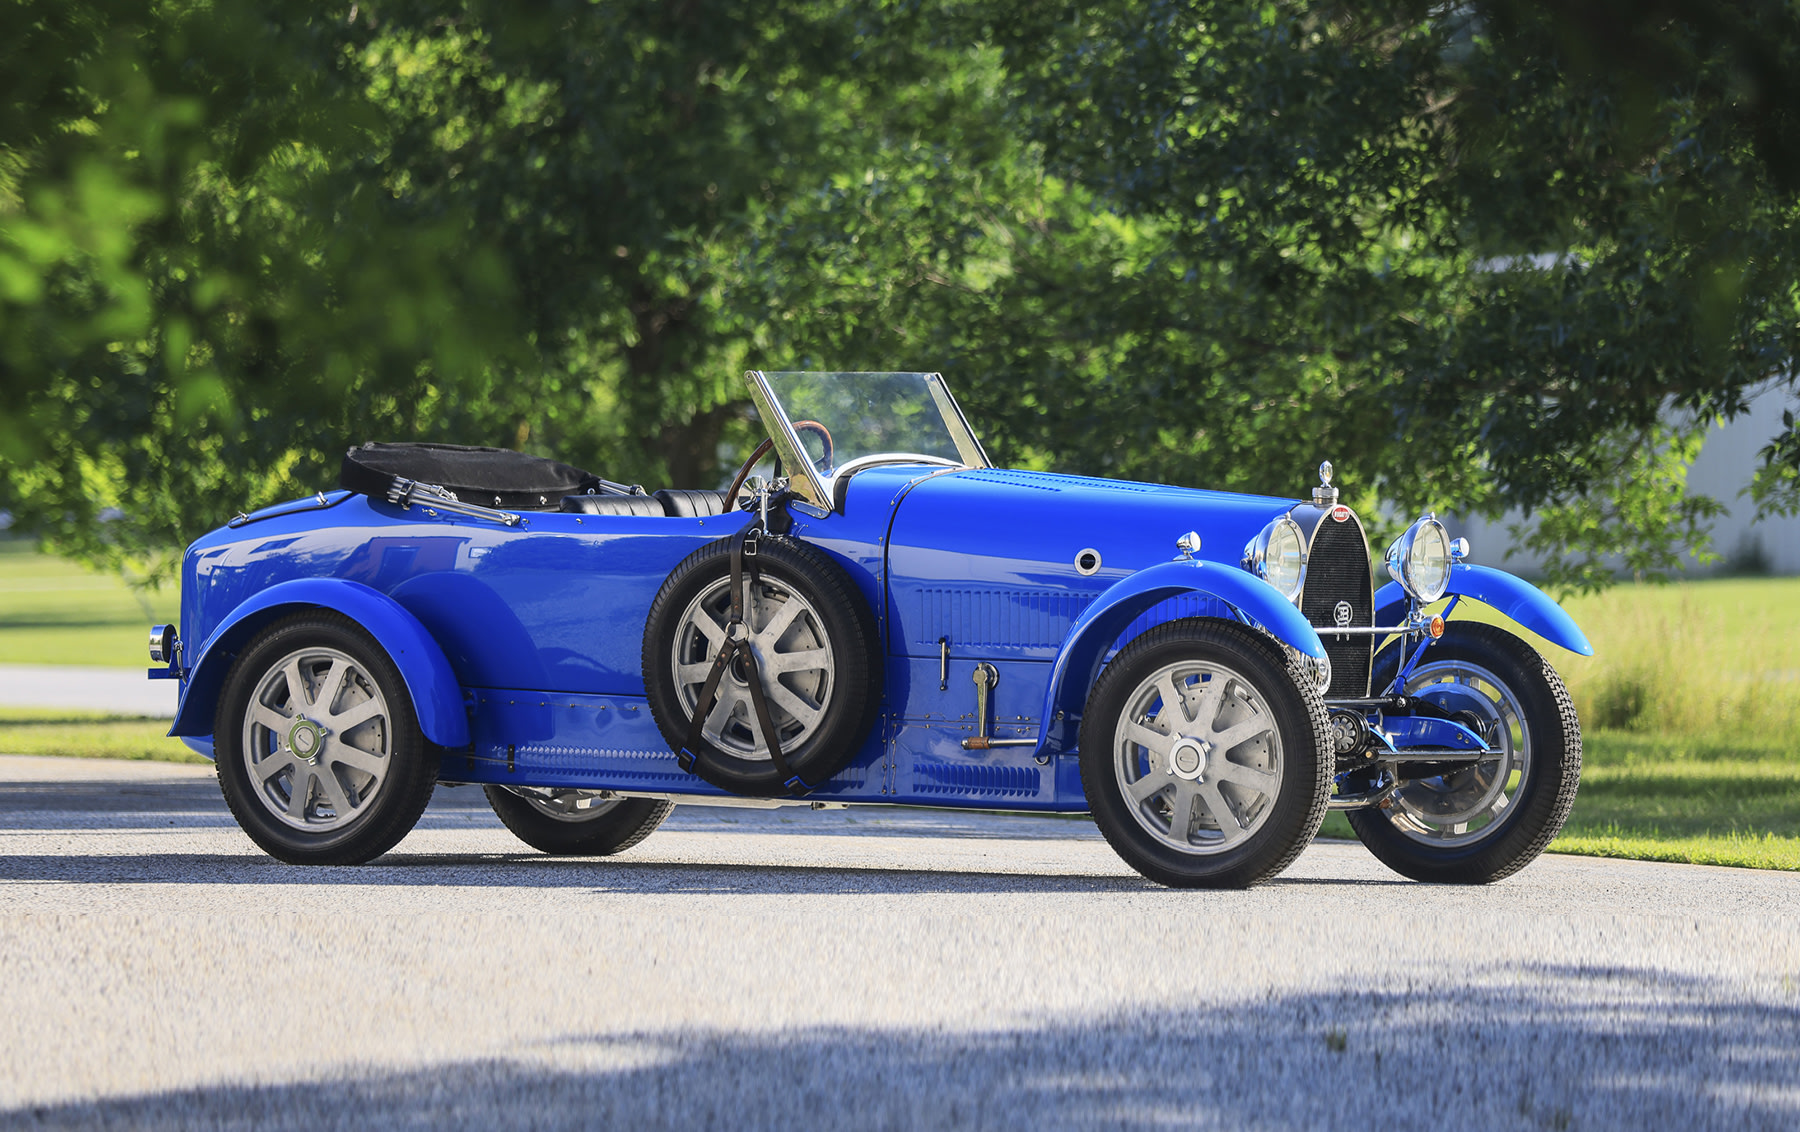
[922, 371, 992, 469]
[745, 371, 830, 510]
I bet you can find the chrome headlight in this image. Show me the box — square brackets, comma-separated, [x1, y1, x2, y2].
[1385, 515, 1452, 604]
[1242, 515, 1307, 602]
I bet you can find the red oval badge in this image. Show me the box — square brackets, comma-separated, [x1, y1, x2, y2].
[1330, 504, 1350, 523]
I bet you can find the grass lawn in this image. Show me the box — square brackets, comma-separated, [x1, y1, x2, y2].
[0, 708, 208, 764]
[1317, 729, 1800, 870]
[0, 541, 177, 667]
[1448, 575, 1800, 737]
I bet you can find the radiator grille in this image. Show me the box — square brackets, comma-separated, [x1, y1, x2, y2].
[1300, 514, 1373, 698]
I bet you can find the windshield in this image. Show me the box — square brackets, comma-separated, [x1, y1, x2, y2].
[747, 371, 989, 508]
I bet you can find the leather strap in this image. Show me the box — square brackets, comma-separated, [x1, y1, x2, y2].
[677, 524, 811, 796]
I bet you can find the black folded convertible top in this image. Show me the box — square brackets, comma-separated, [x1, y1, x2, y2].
[340, 441, 640, 511]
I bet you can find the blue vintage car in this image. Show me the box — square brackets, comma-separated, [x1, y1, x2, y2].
[148, 371, 1591, 887]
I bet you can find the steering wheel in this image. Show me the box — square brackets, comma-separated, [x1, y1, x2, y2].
[792, 419, 834, 473]
[723, 438, 775, 510]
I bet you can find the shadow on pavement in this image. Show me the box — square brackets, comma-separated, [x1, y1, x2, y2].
[3, 966, 1794, 1131]
[0, 849, 1170, 895]
[0, 766, 1416, 893]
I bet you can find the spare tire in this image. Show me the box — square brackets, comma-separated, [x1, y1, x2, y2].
[642, 532, 880, 797]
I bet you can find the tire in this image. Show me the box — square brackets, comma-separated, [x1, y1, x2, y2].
[1079, 619, 1332, 889]
[642, 533, 880, 796]
[484, 786, 673, 856]
[214, 612, 440, 865]
[1348, 622, 1581, 884]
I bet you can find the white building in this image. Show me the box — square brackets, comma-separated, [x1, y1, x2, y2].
[1456, 387, 1800, 577]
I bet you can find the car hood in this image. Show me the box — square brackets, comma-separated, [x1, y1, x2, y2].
[878, 467, 1314, 660]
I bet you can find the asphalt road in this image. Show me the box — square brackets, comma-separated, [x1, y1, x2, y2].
[1, 755, 1796, 1131]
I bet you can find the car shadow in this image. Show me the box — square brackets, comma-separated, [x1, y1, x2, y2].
[1, 771, 1414, 893]
[4, 964, 1794, 1130]
[0, 849, 1165, 895]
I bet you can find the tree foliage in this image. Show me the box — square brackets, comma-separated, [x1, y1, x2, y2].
[3, 1, 1799, 594]
[974, 0, 1800, 588]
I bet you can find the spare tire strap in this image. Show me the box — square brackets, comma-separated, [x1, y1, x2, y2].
[676, 524, 812, 796]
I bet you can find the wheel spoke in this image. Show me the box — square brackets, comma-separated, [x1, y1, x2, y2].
[251, 703, 292, 736]
[328, 697, 383, 733]
[1198, 781, 1244, 833]
[1166, 781, 1199, 838]
[765, 647, 828, 675]
[253, 751, 296, 783]
[317, 660, 349, 715]
[325, 742, 385, 779]
[282, 659, 311, 710]
[1188, 676, 1226, 732]
[702, 684, 742, 737]
[287, 766, 313, 821]
[1210, 716, 1272, 754]
[316, 767, 356, 820]
[689, 609, 728, 649]
[764, 680, 823, 730]
[753, 597, 805, 648]
[1124, 720, 1171, 758]
[1157, 673, 1194, 728]
[677, 660, 717, 686]
[1214, 758, 1277, 797]
[1127, 769, 1174, 803]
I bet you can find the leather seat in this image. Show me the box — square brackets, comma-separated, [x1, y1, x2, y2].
[654, 489, 730, 518]
[559, 494, 666, 517]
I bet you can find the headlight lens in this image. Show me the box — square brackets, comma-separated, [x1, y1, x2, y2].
[1386, 515, 1452, 604]
[1242, 516, 1307, 602]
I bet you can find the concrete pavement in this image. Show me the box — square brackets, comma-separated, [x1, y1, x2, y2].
[0, 664, 176, 717]
[0, 754, 1796, 1130]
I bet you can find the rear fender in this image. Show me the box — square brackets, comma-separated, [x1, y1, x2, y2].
[1037, 560, 1325, 756]
[169, 578, 469, 748]
[1374, 563, 1594, 657]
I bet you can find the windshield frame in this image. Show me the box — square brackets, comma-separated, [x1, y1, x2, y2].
[744, 370, 991, 511]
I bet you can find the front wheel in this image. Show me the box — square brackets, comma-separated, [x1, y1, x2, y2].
[1079, 620, 1332, 888]
[483, 787, 672, 856]
[1348, 622, 1581, 883]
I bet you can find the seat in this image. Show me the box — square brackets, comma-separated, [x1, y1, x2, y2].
[559, 494, 666, 517]
[654, 489, 730, 518]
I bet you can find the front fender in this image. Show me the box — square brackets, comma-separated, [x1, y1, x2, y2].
[169, 578, 470, 748]
[1036, 559, 1325, 757]
[1374, 563, 1594, 657]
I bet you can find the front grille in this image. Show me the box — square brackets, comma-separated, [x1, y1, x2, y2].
[1300, 513, 1373, 698]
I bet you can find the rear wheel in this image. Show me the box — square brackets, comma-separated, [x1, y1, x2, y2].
[214, 612, 439, 865]
[484, 787, 672, 856]
[1349, 622, 1581, 883]
[1079, 620, 1331, 888]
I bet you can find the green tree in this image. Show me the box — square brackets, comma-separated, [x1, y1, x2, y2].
[966, 0, 1800, 589]
[8, 0, 1800, 598]
[1, 0, 520, 577]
